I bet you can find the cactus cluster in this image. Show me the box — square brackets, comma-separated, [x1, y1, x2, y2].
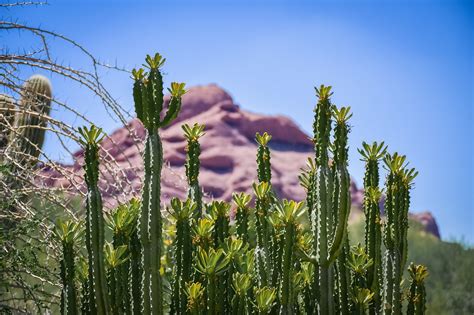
[55, 54, 428, 314]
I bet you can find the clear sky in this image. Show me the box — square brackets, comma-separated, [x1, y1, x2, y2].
[4, 0, 473, 243]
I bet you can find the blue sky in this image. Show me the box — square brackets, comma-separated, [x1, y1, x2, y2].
[4, 0, 473, 243]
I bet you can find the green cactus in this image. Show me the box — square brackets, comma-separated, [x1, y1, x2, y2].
[192, 218, 215, 251]
[13, 74, 52, 163]
[0, 94, 15, 152]
[253, 181, 272, 287]
[196, 247, 231, 314]
[182, 123, 205, 218]
[275, 200, 305, 314]
[231, 273, 252, 315]
[185, 282, 206, 315]
[104, 243, 129, 314]
[169, 198, 196, 314]
[78, 125, 109, 314]
[254, 287, 277, 315]
[55, 219, 83, 315]
[358, 141, 387, 315]
[331, 106, 352, 315]
[407, 263, 428, 315]
[298, 157, 316, 217]
[66, 75, 429, 314]
[382, 153, 418, 314]
[255, 132, 272, 183]
[232, 192, 252, 244]
[208, 201, 231, 248]
[106, 199, 140, 314]
[132, 53, 186, 314]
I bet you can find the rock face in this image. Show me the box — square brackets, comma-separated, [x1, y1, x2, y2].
[41, 84, 440, 237]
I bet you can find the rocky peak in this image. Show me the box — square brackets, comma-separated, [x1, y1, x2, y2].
[41, 84, 440, 238]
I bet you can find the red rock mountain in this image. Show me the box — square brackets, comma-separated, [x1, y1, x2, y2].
[41, 84, 440, 238]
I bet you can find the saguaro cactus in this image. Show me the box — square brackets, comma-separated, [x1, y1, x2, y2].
[132, 53, 186, 314]
[78, 125, 109, 314]
[0, 94, 15, 151]
[14, 74, 52, 163]
[55, 219, 82, 315]
[182, 123, 205, 218]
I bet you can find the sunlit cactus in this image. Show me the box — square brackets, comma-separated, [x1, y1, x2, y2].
[196, 248, 231, 314]
[104, 243, 128, 314]
[78, 125, 109, 314]
[232, 192, 252, 244]
[358, 141, 387, 315]
[382, 153, 418, 314]
[254, 287, 277, 315]
[0, 94, 15, 152]
[132, 53, 186, 314]
[185, 282, 205, 315]
[255, 132, 272, 183]
[407, 263, 428, 315]
[60, 69, 430, 314]
[253, 181, 272, 287]
[54, 219, 83, 315]
[105, 199, 140, 314]
[14, 74, 52, 163]
[169, 198, 195, 314]
[274, 200, 305, 314]
[182, 123, 205, 218]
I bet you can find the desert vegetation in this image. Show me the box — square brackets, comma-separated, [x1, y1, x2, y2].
[7, 53, 430, 314]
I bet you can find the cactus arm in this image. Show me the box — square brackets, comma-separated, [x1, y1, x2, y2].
[255, 132, 272, 183]
[158, 92, 182, 128]
[183, 123, 204, 217]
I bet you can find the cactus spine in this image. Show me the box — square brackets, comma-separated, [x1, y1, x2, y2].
[55, 220, 82, 315]
[182, 123, 205, 218]
[78, 125, 109, 314]
[132, 53, 186, 314]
